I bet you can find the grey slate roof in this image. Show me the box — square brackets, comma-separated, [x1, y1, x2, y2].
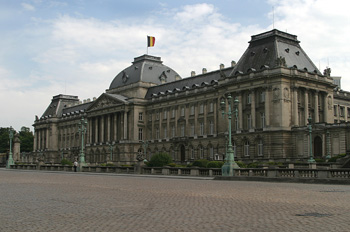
[41, 95, 80, 118]
[230, 29, 322, 76]
[109, 55, 181, 90]
[145, 67, 233, 99]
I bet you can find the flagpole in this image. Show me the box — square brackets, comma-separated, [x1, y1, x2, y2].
[146, 35, 148, 55]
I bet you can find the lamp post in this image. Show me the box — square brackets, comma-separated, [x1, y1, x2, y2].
[220, 94, 239, 176]
[108, 142, 113, 162]
[142, 140, 149, 161]
[6, 126, 14, 169]
[78, 117, 88, 170]
[308, 116, 315, 163]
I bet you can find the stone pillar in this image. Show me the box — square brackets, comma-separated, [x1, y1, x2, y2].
[114, 113, 118, 141]
[88, 118, 92, 144]
[315, 91, 319, 123]
[33, 129, 37, 151]
[95, 117, 99, 143]
[293, 87, 299, 126]
[238, 92, 243, 130]
[304, 89, 309, 125]
[101, 115, 105, 143]
[13, 134, 20, 162]
[324, 94, 328, 123]
[264, 87, 270, 127]
[250, 89, 256, 129]
[124, 111, 128, 140]
[107, 114, 111, 142]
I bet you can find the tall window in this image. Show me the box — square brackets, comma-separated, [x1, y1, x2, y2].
[190, 105, 195, 115]
[139, 112, 143, 121]
[334, 105, 337, 116]
[190, 147, 194, 159]
[156, 111, 159, 120]
[163, 110, 167, 119]
[200, 104, 204, 114]
[244, 141, 249, 156]
[190, 123, 195, 136]
[181, 107, 185, 117]
[247, 93, 251, 104]
[209, 102, 214, 112]
[200, 146, 204, 159]
[156, 127, 159, 139]
[261, 112, 265, 128]
[181, 124, 185, 137]
[171, 125, 175, 137]
[163, 127, 167, 139]
[258, 139, 263, 156]
[247, 114, 252, 129]
[260, 91, 265, 103]
[200, 122, 204, 135]
[172, 108, 176, 118]
[209, 120, 214, 134]
[209, 146, 214, 160]
[138, 128, 143, 141]
[148, 113, 152, 121]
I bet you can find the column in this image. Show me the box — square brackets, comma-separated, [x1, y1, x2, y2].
[323, 93, 328, 123]
[304, 89, 309, 125]
[238, 92, 243, 130]
[88, 118, 92, 144]
[114, 113, 118, 141]
[101, 115, 105, 143]
[124, 111, 128, 139]
[33, 129, 37, 151]
[95, 117, 99, 143]
[315, 91, 319, 123]
[107, 114, 111, 142]
[250, 89, 256, 129]
[264, 87, 270, 127]
[293, 87, 299, 126]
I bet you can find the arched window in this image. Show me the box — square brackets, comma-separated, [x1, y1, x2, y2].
[244, 141, 250, 156]
[199, 146, 204, 159]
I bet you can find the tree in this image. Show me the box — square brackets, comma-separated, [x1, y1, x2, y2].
[19, 127, 34, 152]
[147, 152, 172, 167]
[0, 127, 11, 153]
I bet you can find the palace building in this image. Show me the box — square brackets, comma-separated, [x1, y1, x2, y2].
[31, 29, 350, 165]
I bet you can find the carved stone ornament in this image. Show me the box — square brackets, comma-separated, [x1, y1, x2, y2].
[283, 87, 290, 100]
[323, 67, 331, 77]
[328, 96, 332, 109]
[122, 71, 129, 83]
[159, 71, 167, 83]
[275, 56, 286, 67]
[273, 88, 280, 100]
[95, 97, 115, 109]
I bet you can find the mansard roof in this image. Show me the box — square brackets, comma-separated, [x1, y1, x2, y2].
[145, 67, 233, 99]
[109, 54, 181, 90]
[230, 29, 322, 76]
[41, 94, 80, 118]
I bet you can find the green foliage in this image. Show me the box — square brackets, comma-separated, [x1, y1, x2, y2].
[191, 159, 209, 168]
[315, 158, 325, 163]
[247, 162, 260, 168]
[147, 152, 172, 167]
[100, 163, 115, 166]
[267, 161, 283, 166]
[0, 127, 10, 153]
[61, 159, 73, 166]
[328, 154, 347, 162]
[19, 127, 34, 152]
[236, 161, 247, 168]
[167, 163, 176, 167]
[207, 161, 224, 168]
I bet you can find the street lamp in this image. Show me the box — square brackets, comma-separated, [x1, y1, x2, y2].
[108, 142, 113, 162]
[308, 116, 315, 163]
[220, 94, 240, 176]
[78, 117, 88, 170]
[142, 140, 149, 161]
[6, 127, 14, 168]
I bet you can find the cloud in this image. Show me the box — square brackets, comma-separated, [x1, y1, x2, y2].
[21, 3, 35, 11]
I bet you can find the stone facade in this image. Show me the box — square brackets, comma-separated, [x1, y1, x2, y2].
[31, 29, 350, 165]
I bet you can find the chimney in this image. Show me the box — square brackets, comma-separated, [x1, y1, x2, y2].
[231, 60, 236, 67]
[220, 64, 225, 69]
[87, 98, 91, 102]
[202, 68, 207, 74]
[175, 75, 181, 81]
[191, 71, 196, 77]
[93, 97, 97, 101]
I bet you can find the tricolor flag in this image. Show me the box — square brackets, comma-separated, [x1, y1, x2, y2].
[147, 36, 155, 47]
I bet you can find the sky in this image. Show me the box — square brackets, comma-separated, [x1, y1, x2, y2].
[1, 0, 350, 132]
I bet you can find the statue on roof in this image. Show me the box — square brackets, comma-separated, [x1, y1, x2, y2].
[323, 67, 331, 77]
[275, 56, 286, 67]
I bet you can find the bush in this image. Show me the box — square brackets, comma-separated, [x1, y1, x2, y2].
[315, 158, 325, 163]
[328, 154, 347, 162]
[236, 161, 247, 168]
[167, 163, 176, 167]
[207, 161, 224, 168]
[148, 152, 172, 167]
[191, 159, 209, 168]
[61, 159, 73, 166]
[247, 162, 260, 168]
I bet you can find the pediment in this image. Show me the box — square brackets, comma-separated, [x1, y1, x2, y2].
[87, 93, 128, 111]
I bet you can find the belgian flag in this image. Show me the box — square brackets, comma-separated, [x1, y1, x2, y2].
[147, 36, 155, 47]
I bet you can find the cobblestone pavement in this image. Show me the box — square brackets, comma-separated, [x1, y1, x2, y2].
[0, 169, 349, 232]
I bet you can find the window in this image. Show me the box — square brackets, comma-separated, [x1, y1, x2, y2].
[138, 112, 143, 121]
[190, 147, 194, 159]
[334, 105, 337, 116]
[247, 93, 251, 104]
[138, 128, 143, 141]
[181, 124, 185, 137]
[200, 146, 204, 159]
[348, 108, 350, 118]
[258, 139, 263, 156]
[209, 147, 214, 160]
[172, 108, 176, 118]
[148, 113, 152, 121]
[260, 91, 265, 103]
[244, 141, 250, 156]
[247, 114, 252, 129]
[261, 113, 265, 128]
[340, 107, 344, 117]
[181, 107, 185, 117]
[209, 102, 214, 112]
[163, 110, 167, 119]
[190, 105, 195, 115]
[200, 104, 204, 114]
[156, 111, 159, 120]
[163, 127, 167, 139]
[209, 120, 214, 134]
[156, 127, 159, 139]
[200, 122, 204, 135]
[190, 123, 195, 136]
[171, 125, 175, 138]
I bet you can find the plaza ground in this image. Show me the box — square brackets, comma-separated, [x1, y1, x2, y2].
[0, 169, 349, 232]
